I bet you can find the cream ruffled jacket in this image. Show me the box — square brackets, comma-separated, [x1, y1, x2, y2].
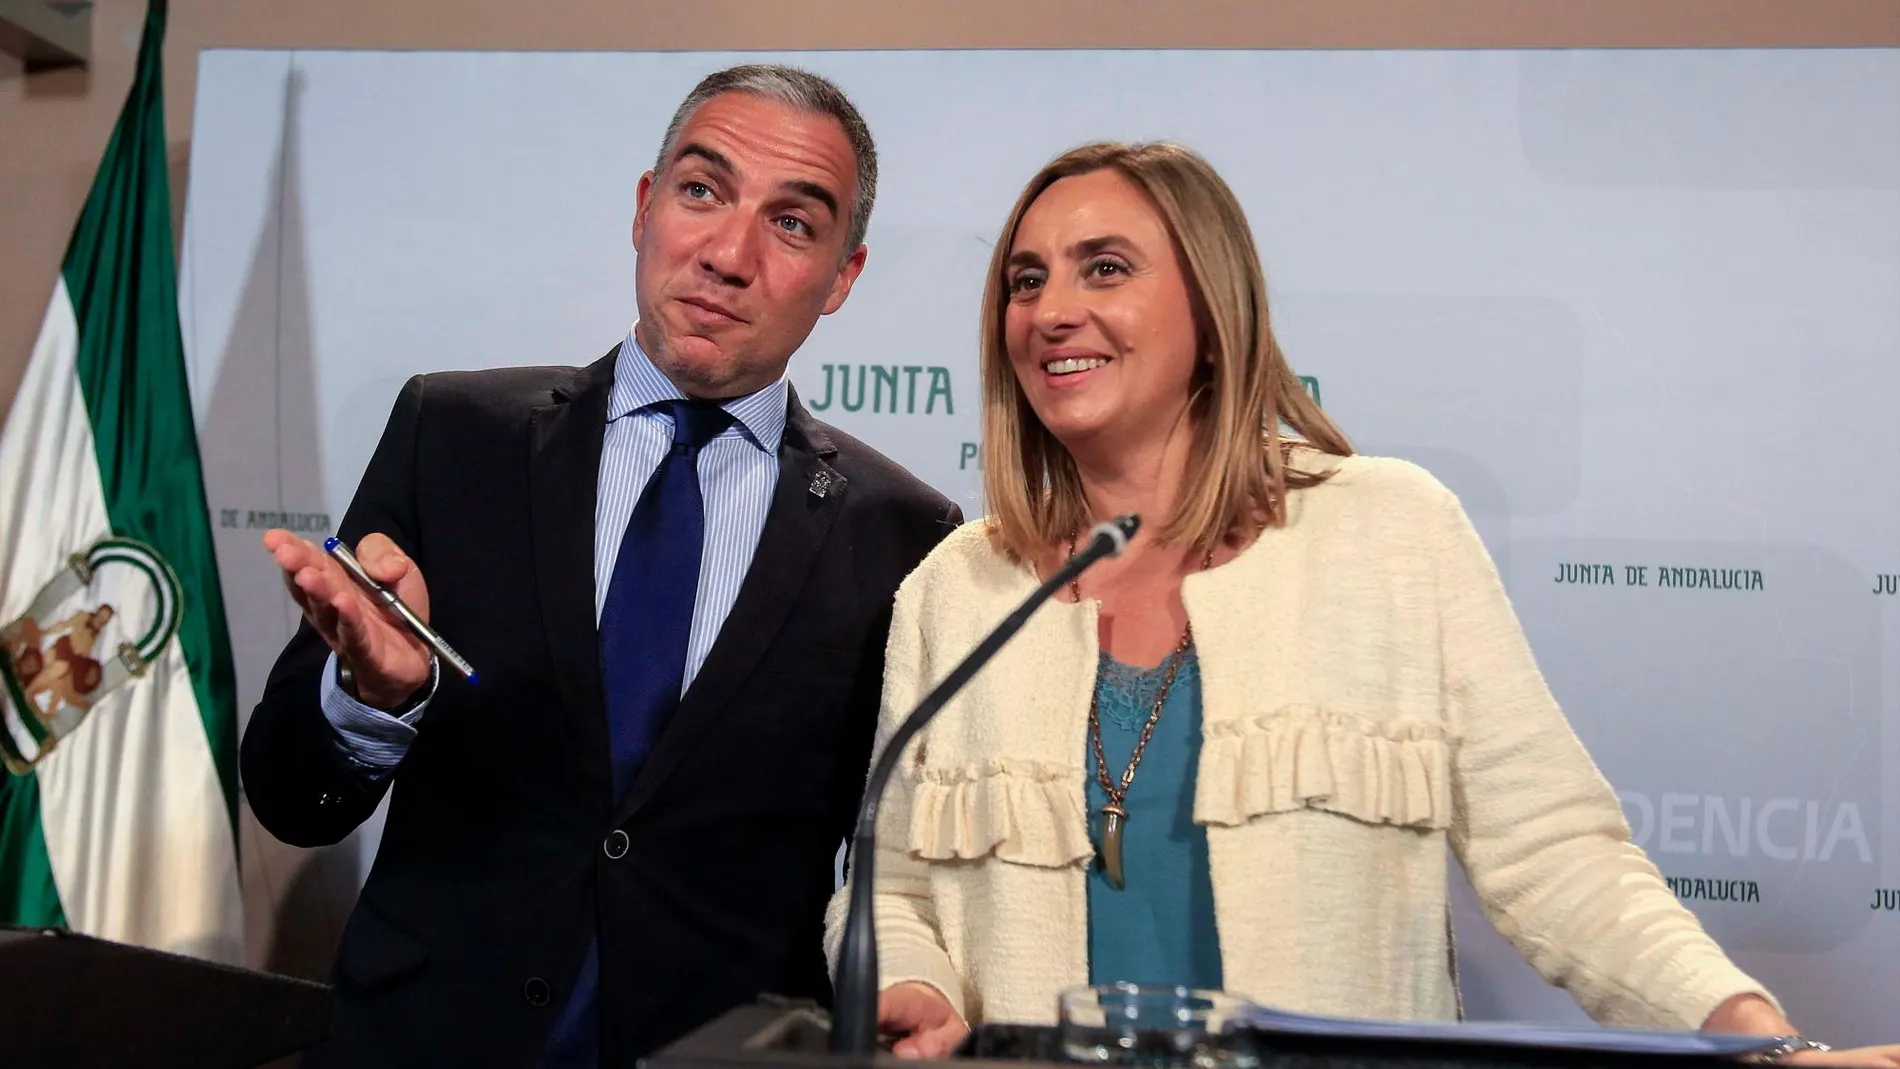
[825, 452, 1772, 1030]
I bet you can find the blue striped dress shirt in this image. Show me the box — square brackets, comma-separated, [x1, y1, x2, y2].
[320, 330, 788, 775]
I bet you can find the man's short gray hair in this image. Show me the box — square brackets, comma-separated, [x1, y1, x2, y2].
[654, 64, 878, 253]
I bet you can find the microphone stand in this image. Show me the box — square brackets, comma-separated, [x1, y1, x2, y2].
[829, 514, 1141, 1055]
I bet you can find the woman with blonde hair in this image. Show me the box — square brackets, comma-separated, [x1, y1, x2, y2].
[826, 141, 1899, 1066]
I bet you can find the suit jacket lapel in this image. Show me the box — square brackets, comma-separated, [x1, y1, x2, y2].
[615, 388, 845, 825]
[529, 347, 617, 809]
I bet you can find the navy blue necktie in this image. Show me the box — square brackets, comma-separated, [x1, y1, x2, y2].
[539, 398, 734, 1069]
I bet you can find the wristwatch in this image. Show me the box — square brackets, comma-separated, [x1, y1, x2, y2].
[1753, 1036, 1833, 1063]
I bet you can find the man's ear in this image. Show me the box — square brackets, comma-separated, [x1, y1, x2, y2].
[821, 244, 870, 316]
[631, 169, 657, 248]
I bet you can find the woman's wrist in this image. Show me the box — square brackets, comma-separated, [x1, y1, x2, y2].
[1703, 992, 1797, 1036]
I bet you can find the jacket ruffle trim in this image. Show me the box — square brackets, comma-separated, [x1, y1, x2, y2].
[901, 706, 1453, 866]
[903, 759, 1094, 868]
[1196, 704, 1454, 829]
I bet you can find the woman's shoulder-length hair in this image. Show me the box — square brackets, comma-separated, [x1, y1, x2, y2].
[979, 141, 1353, 564]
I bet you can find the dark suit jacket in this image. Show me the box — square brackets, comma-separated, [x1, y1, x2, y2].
[241, 348, 960, 1068]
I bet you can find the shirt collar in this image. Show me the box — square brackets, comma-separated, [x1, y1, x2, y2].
[607, 328, 788, 454]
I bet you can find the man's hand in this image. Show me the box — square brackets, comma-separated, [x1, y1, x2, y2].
[264, 529, 432, 709]
[877, 981, 969, 1060]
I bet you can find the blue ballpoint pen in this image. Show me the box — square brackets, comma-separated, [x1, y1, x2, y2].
[324, 536, 479, 684]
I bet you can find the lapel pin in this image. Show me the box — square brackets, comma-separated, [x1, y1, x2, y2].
[808, 470, 835, 499]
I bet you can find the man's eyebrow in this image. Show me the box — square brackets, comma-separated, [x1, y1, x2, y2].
[674, 143, 735, 175]
[675, 144, 840, 221]
[784, 179, 840, 220]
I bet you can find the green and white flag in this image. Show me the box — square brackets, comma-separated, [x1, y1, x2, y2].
[0, 0, 241, 962]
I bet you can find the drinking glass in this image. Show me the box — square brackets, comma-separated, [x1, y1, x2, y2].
[1056, 982, 1260, 1069]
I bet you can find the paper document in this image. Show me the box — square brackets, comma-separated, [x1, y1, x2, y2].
[1248, 1005, 1778, 1058]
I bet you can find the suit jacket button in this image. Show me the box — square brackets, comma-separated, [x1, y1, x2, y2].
[603, 829, 630, 859]
[523, 977, 551, 1006]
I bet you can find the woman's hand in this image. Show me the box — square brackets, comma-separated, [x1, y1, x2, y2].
[1705, 994, 1900, 1067]
[878, 981, 969, 1059]
[1782, 1047, 1900, 1068]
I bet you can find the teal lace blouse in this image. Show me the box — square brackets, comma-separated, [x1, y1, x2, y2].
[1084, 647, 1223, 990]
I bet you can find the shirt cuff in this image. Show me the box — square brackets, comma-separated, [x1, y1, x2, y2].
[318, 651, 438, 777]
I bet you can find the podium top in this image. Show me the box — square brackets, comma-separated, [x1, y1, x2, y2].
[646, 1000, 1757, 1069]
[0, 926, 331, 1069]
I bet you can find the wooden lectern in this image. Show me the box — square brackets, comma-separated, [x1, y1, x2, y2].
[0, 925, 330, 1068]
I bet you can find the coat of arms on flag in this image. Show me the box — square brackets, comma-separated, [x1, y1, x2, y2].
[2, 540, 184, 774]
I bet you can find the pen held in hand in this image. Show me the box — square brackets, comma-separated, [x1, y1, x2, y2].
[323, 536, 479, 685]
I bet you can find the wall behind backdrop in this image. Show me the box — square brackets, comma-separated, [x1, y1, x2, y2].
[8, 1, 1900, 421]
[177, 45, 1900, 1043]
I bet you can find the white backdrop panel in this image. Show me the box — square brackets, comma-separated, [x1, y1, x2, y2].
[179, 48, 1900, 1042]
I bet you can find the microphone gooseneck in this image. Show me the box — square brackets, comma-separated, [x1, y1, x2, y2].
[829, 514, 1141, 1055]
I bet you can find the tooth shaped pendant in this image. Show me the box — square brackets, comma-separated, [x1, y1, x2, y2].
[1099, 804, 1128, 891]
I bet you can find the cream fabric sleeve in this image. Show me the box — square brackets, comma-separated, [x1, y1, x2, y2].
[1429, 478, 1777, 1029]
[824, 568, 970, 1020]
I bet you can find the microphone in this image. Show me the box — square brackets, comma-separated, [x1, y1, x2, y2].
[830, 513, 1141, 1055]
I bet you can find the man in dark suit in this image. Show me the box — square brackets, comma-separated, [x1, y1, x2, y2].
[241, 65, 960, 1068]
